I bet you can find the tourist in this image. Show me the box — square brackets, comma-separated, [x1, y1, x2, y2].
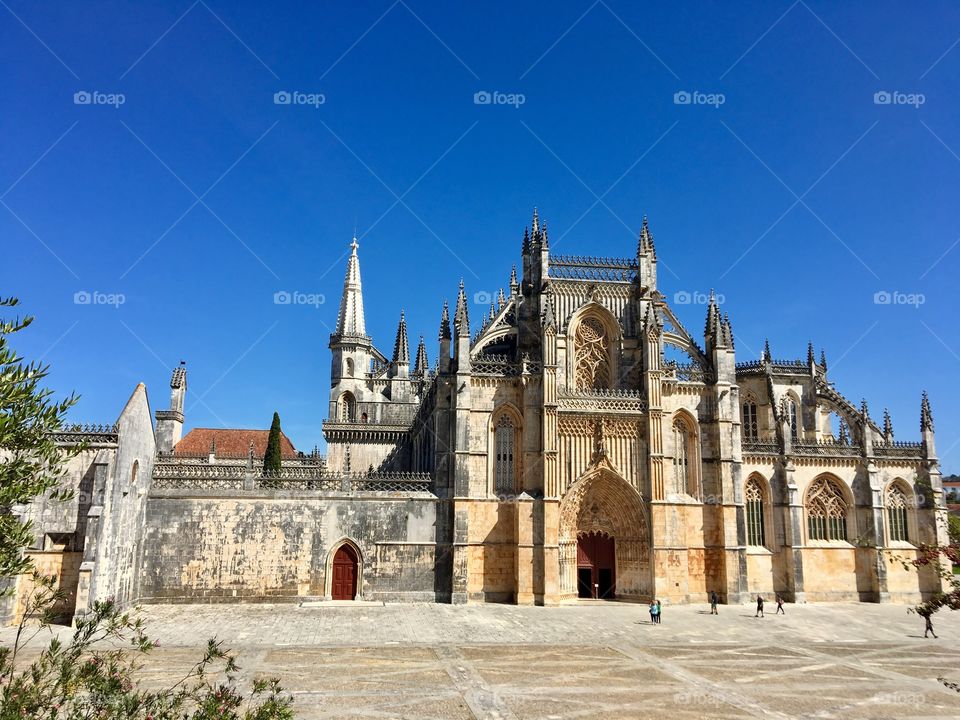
[710, 590, 719, 615]
[649, 601, 656, 624]
[776, 593, 785, 614]
[655, 599, 662, 624]
[755, 594, 764, 617]
[922, 609, 938, 639]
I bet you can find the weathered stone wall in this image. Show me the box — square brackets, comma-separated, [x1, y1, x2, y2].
[138, 491, 440, 602]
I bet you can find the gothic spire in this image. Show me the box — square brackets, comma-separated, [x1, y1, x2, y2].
[921, 391, 934, 432]
[454, 279, 470, 337]
[335, 237, 366, 336]
[638, 215, 656, 257]
[531, 207, 540, 235]
[414, 335, 428, 375]
[722, 313, 734, 349]
[542, 290, 557, 331]
[704, 290, 721, 339]
[488, 302, 496, 322]
[497, 288, 506, 309]
[510, 265, 518, 293]
[860, 398, 870, 423]
[883, 408, 894, 442]
[838, 419, 849, 444]
[392, 310, 409, 365]
[521, 227, 530, 256]
[807, 342, 815, 365]
[439, 300, 451, 340]
[762, 338, 771, 363]
[820, 348, 827, 371]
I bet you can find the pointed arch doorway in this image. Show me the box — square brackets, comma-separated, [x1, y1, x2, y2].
[577, 531, 616, 599]
[331, 545, 358, 600]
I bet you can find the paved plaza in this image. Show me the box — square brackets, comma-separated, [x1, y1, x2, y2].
[4, 601, 959, 719]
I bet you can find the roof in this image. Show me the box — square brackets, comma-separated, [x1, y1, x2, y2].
[174, 428, 298, 458]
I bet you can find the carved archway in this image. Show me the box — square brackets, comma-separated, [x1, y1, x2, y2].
[558, 461, 651, 599]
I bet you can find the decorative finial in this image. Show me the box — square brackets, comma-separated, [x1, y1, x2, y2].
[763, 338, 771, 362]
[921, 391, 934, 432]
[883, 408, 894, 442]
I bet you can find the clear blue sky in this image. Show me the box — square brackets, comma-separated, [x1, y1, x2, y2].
[3, 1, 959, 471]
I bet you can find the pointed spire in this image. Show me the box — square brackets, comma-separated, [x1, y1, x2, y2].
[414, 335, 428, 375]
[454, 279, 470, 337]
[439, 300, 451, 340]
[807, 342, 815, 365]
[392, 310, 409, 365]
[531, 207, 540, 235]
[335, 237, 366, 336]
[488, 302, 496, 322]
[521, 227, 530, 256]
[838, 419, 849, 444]
[921, 391, 934, 432]
[497, 288, 506, 309]
[883, 408, 894, 442]
[860, 398, 870, 423]
[762, 338, 771, 363]
[820, 348, 827, 371]
[638, 215, 656, 256]
[704, 289, 721, 339]
[541, 221, 549, 250]
[722, 313, 734, 349]
[510, 265, 519, 294]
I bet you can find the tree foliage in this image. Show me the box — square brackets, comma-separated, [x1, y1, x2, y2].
[262, 412, 283, 476]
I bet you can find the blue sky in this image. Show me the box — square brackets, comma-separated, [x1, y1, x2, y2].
[2, 1, 959, 471]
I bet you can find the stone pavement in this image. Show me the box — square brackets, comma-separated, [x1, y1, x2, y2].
[3, 601, 959, 719]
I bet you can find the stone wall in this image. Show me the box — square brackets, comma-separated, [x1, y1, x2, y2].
[138, 490, 440, 603]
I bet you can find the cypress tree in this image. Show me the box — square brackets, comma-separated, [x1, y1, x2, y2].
[263, 411, 283, 475]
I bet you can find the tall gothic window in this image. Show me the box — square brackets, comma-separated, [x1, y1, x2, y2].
[742, 400, 759, 442]
[340, 392, 356, 422]
[786, 398, 800, 441]
[574, 316, 611, 390]
[745, 477, 766, 547]
[886, 485, 910, 543]
[494, 414, 516, 495]
[807, 477, 848, 541]
[672, 418, 691, 495]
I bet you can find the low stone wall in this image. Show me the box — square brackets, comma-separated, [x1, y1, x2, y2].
[138, 489, 442, 603]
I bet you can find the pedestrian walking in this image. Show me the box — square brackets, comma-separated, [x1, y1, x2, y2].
[655, 599, 662, 624]
[775, 593, 785, 614]
[710, 591, 719, 615]
[649, 601, 656, 624]
[922, 609, 938, 639]
[755, 594, 764, 617]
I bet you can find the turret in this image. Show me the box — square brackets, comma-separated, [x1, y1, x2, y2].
[637, 215, 657, 291]
[155, 362, 186, 454]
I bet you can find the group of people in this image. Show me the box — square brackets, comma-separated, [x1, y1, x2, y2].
[706, 591, 785, 617]
[648, 599, 662, 623]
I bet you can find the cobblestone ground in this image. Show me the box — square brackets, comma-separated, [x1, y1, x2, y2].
[3, 601, 959, 719]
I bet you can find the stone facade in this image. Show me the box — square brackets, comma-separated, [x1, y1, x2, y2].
[6, 211, 947, 623]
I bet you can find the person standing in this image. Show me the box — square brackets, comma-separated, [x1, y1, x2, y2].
[755, 594, 764, 618]
[649, 601, 656, 625]
[710, 591, 719, 615]
[922, 610, 938, 639]
[655, 599, 662, 624]
[775, 593, 785, 615]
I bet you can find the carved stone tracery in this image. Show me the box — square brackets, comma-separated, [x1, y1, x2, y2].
[574, 316, 611, 390]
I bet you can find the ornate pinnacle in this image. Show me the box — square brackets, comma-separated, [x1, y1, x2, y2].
[521, 227, 530, 256]
[722, 313, 734, 349]
[860, 398, 870, 423]
[883, 408, 894, 442]
[392, 310, 409, 365]
[807, 342, 815, 365]
[542, 290, 557, 331]
[439, 300, 451, 341]
[489, 302, 496, 322]
[820, 348, 827, 371]
[454, 280, 470, 337]
[510, 264, 519, 291]
[762, 338, 771, 363]
[838, 419, 849, 444]
[497, 288, 506, 309]
[921, 391, 934, 432]
[704, 290, 721, 339]
[638, 215, 655, 257]
[531, 207, 539, 235]
[541, 221, 548, 249]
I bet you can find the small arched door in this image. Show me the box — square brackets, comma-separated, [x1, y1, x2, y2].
[331, 545, 358, 600]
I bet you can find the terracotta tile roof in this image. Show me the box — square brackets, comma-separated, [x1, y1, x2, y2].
[174, 428, 298, 458]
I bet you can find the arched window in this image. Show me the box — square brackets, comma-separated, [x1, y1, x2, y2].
[745, 477, 766, 547]
[807, 477, 848, 541]
[785, 398, 800, 441]
[345, 358, 354, 377]
[574, 316, 611, 390]
[340, 392, 356, 422]
[886, 484, 910, 543]
[672, 418, 692, 495]
[494, 414, 516, 495]
[742, 399, 758, 442]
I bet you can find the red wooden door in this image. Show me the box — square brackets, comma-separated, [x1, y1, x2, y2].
[576, 532, 616, 599]
[331, 545, 357, 600]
